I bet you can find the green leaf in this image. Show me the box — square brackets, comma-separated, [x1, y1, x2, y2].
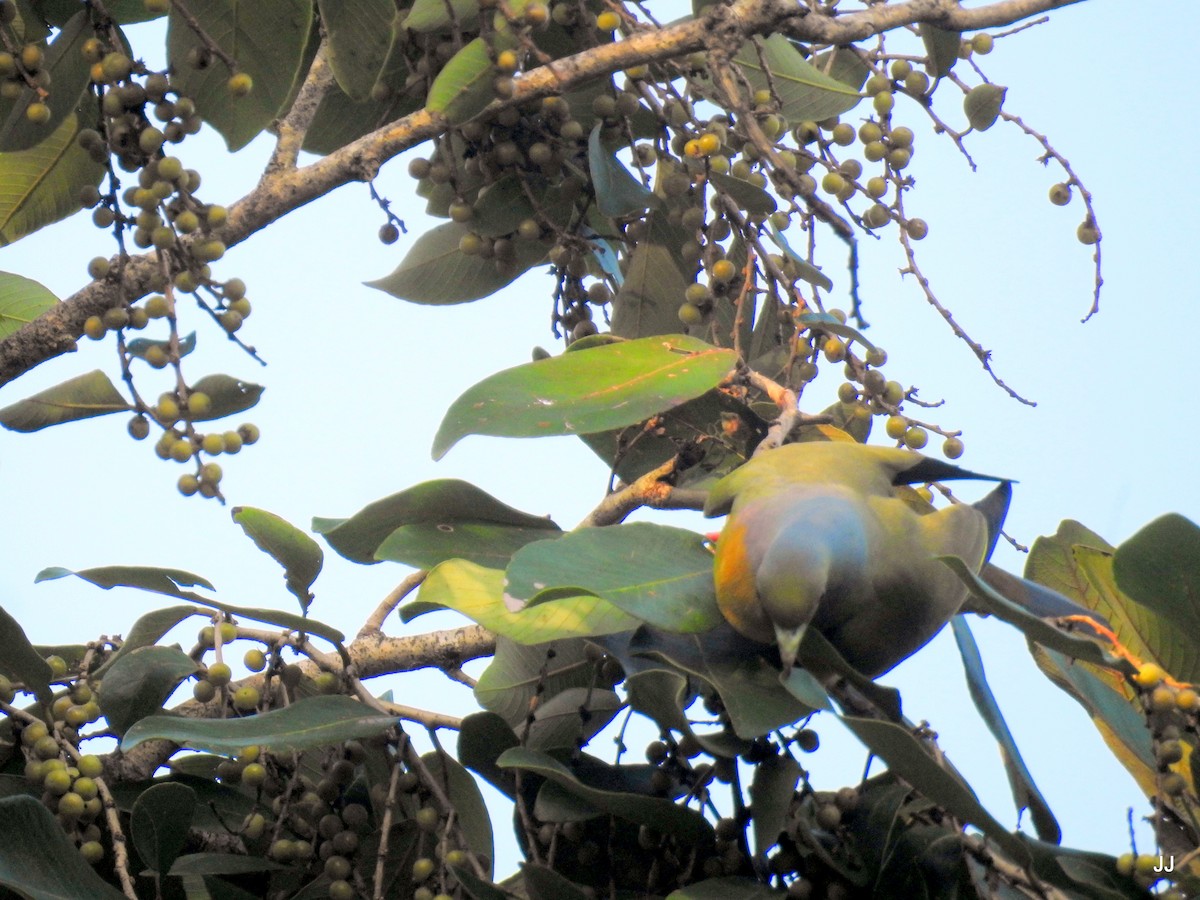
[97, 645, 200, 736]
[166, 0, 315, 151]
[423, 751, 494, 877]
[457, 712, 519, 798]
[838, 714, 1030, 867]
[0, 368, 128, 432]
[317, 0, 393, 100]
[708, 171, 776, 216]
[187, 373, 264, 420]
[610, 207, 693, 339]
[798, 312, 874, 350]
[624, 669, 693, 734]
[921, 24, 961, 78]
[187, 599, 345, 644]
[35, 564, 215, 599]
[232, 506, 323, 612]
[0, 270, 56, 338]
[964, 83, 1006, 131]
[411, 559, 639, 643]
[303, 75, 422, 155]
[522, 864, 593, 900]
[497, 746, 713, 843]
[0, 604, 53, 706]
[749, 753, 801, 856]
[367, 220, 546, 305]
[506, 523, 722, 633]
[524, 686, 622, 750]
[432, 335, 736, 459]
[95, 606, 204, 675]
[426, 34, 515, 124]
[475, 637, 596, 726]
[122, 695, 399, 754]
[315, 478, 560, 565]
[588, 125, 660, 219]
[131, 782, 197, 874]
[950, 616, 1060, 843]
[1112, 513, 1200, 643]
[169, 853, 286, 875]
[402, 0, 479, 32]
[0, 795, 128, 898]
[378, 522, 562, 570]
[733, 35, 863, 123]
[0, 12, 92, 153]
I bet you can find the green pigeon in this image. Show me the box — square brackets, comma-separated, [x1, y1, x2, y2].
[704, 441, 1006, 677]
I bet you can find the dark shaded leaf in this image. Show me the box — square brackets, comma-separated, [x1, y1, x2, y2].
[524, 686, 622, 750]
[1112, 513, 1200, 642]
[709, 171, 776, 216]
[316, 478, 560, 565]
[0, 369, 128, 432]
[458, 712, 520, 798]
[951, 616, 1060, 843]
[36, 564, 213, 598]
[167, 0, 315, 151]
[522, 864, 593, 900]
[475, 637, 594, 727]
[921, 24, 961, 78]
[0, 11, 91, 152]
[379, 522, 561, 570]
[749, 753, 801, 855]
[169, 853, 286, 875]
[506, 523, 722, 633]
[432, 335, 736, 459]
[97, 645, 199, 735]
[498, 746, 713, 843]
[611, 204, 693, 339]
[232, 506, 323, 612]
[367, 220, 545, 304]
[317, 0, 393, 100]
[424, 750, 494, 878]
[666, 877, 786, 898]
[0, 604, 53, 706]
[131, 782, 196, 873]
[121, 695, 399, 754]
[624, 668, 692, 734]
[0, 795, 127, 898]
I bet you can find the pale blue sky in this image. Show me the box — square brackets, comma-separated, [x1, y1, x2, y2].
[0, 1, 1194, 874]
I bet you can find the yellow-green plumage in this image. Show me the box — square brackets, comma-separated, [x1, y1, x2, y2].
[704, 442, 994, 677]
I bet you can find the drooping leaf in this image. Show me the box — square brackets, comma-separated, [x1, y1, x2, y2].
[95, 606, 203, 675]
[232, 506, 323, 612]
[964, 83, 1006, 131]
[0, 604, 53, 706]
[732, 35, 863, 123]
[36, 564, 215, 600]
[0, 369, 128, 432]
[623, 668, 693, 734]
[303, 74, 422, 155]
[522, 864, 594, 900]
[709, 171, 776, 216]
[798, 312, 874, 350]
[950, 616, 1060, 843]
[0, 796, 128, 898]
[423, 751, 494, 877]
[131, 782, 197, 874]
[457, 712, 520, 798]
[431, 335, 736, 459]
[588, 125, 660, 219]
[921, 24, 961, 78]
[126, 330, 197, 362]
[315, 478, 560, 565]
[505, 523, 722, 633]
[317, 0, 393, 100]
[498, 746, 713, 843]
[1112, 513, 1200, 644]
[0, 11, 92, 152]
[166, 0, 315, 151]
[0, 271, 56, 339]
[426, 33, 515, 124]
[122, 695, 399, 754]
[749, 753, 802, 856]
[610, 207, 693, 339]
[524, 686, 623, 751]
[187, 374, 264, 420]
[409, 559, 639, 643]
[169, 853, 287, 875]
[367, 220, 546, 304]
[474, 637, 596, 726]
[97, 645, 200, 735]
[837, 714, 1030, 867]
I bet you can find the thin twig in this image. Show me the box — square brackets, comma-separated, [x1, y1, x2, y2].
[361, 571, 428, 636]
